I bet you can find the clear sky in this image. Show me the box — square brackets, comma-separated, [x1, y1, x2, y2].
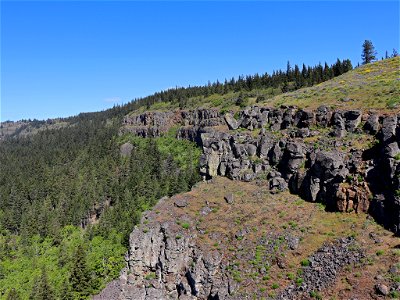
[1, 1, 399, 121]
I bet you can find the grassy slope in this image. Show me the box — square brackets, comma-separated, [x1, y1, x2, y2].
[132, 57, 399, 115]
[259, 57, 400, 111]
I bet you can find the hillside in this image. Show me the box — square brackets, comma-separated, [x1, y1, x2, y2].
[261, 57, 400, 111]
[0, 57, 399, 299]
[134, 57, 399, 114]
[97, 178, 400, 299]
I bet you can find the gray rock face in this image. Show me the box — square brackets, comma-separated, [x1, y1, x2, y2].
[120, 105, 400, 235]
[381, 115, 397, 143]
[118, 221, 231, 300]
[369, 114, 400, 235]
[121, 109, 224, 137]
[295, 151, 349, 207]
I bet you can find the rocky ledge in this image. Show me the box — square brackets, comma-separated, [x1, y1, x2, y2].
[96, 178, 400, 300]
[121, 106, 400, 235]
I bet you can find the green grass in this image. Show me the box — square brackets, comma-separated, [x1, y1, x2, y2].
[258, 57, 400, 111]
[296, 277, 304, 286]
[300, 259, 311, 266]
[181, 222, 190, 230]
[144, 272, 156, 280]
[271, 283, 279, 289]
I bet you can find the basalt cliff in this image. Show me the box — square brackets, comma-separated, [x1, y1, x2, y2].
[120, 105, 400, 233]
[95, 105, 400, 300]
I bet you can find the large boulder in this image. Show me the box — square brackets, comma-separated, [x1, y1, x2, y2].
[224, 113, 239, 130]
[330, 112, 346, 137]
[300, 151, 349, 205]
[281, 142, 305, 178]
[381, 115, 397, 143]
[294, 110, 315, 128]
[269, 109, 283, 131]
[315, 105, 332, 127]
[343, 110, 362, 132]
[363, 113, 380, 134]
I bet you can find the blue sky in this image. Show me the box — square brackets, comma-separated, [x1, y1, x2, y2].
[1, 1, 399, 121]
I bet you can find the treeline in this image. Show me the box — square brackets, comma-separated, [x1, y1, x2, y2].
[1, 57, 352, 131]
[127, 58, 352, 109]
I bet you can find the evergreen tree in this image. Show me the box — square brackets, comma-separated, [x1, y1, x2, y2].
[70, 245, 92, 299]
[361, 40, 377, 64]
[29, 267, 55, 300]
[60, 278, 74, 300]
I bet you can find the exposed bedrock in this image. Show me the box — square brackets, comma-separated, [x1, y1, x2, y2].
[118, 220, 230, 300]
[120, 106, 400, 235]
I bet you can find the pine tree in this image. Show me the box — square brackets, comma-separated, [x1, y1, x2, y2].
[29, 267, 55, 300]
[361, 40, 377, 64]
[60, 278, 74, 300]
[70, 245, 92, 299]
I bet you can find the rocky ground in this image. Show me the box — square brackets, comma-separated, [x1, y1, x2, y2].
[95, 177, 400, 299]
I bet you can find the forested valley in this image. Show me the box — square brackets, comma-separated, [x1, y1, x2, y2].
[0, 58, 352, 299]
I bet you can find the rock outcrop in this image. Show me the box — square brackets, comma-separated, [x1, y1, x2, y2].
[119, 221, 230, 299]
[277, 237, 364, 300]
[120, 106, 400, 235]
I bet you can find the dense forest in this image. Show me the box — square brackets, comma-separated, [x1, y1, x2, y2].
[0, 113, 201, 299]
[0, 58, 352, 299]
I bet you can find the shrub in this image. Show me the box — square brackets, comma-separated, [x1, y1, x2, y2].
[145, 272, 156, 280]
[296, 277, 303, 286]
[256, 95, 266, 103]
[271, 283, 279, 289]
[310, 291, 322, 299]
[287, 273, 295, 280]
[387, 97, 399, 109]
[181, 222, 190, 230]
[376, 249, 384, 256]
[235, 95, 249, 108]
[390, 291, 399, 298]
[301, 259, 310, 267]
